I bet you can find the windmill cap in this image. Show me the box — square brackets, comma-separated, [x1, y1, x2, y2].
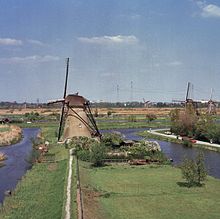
[65, 94, 88, 107]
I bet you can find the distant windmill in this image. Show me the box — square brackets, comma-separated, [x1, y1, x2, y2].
[172, 82, 203, 115]
[48, 58, 101, 142]
[143, 98, 151, 107]
[203, 88, 219, 115]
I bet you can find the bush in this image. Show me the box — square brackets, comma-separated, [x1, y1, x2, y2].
[24, 111, 41, 121]
[101, 132, 124, 147]
[77, 150, 91, 162]
[195, 152, 207, 184]
[66, 136, 98, 150]
[180, 158, 197, 186]
[90, 143, 106, 167]
[180, 152, 207, 186]
[182, 139, 192, 148]
[128, 145, 149, 159]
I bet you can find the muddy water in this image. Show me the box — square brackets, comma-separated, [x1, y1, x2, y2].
[0, 128, 39, 203]
[101, 128, 220, 179]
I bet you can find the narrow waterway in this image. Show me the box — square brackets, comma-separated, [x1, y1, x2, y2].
[101, 128, 220, 179]
[0, 128, 39, 203]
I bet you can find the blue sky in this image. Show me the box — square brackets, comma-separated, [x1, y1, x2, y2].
[0, 0, 220, 103]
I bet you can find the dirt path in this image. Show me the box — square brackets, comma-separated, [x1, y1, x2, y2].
[64, 148, 74, 219]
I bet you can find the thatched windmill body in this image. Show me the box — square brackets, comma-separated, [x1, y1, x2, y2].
[48, 58, 101, 141]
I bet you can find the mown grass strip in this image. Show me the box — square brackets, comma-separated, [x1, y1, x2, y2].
[1, 160, 67, 219]
[79, 162, 220, 219]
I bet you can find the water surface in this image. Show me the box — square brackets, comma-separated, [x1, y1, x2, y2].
[102, 128, 220, 179]
[0, 128, 39, 203]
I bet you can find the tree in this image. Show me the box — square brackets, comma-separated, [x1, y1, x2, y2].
[194, 114, 214, 142]
[170, 108, 197, 136]
[181, 158, 197, 186]
[90, 143, 106, 167]
[180, 152, 207, 186]
[101, 132, 124, 147]
[195, 152, 207, 185]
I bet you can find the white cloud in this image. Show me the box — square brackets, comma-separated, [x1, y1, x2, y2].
[166, 61, 183, 66]
[0, 38, 22, 46]
[78, 35, 138, 45]
[196, 1, 220, 18]
[27, 39, 45, 46]
[0, 55, 60, 64]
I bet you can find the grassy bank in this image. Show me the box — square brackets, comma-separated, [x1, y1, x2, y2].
[139, 131, 220, 152]
[1, 161, 67, 219]
[0, 125, 22, 146]
[139, 130, 182, 144]
[0, 123, 72, 219]
[79, 161, 220, 219]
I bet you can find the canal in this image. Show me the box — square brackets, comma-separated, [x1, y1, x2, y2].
[0, 128, 39, 203]
[102, 128, 220, 179]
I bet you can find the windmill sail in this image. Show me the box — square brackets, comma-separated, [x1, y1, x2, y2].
[48, 58, 101, 142]
[58, 58, 69, 141]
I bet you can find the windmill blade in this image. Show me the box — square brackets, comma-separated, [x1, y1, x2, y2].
[63, 58, 69, 99]
[48, 99, 64, 105]
[58, 58, 70, 141]
[185, 82, 190, 101]
[210, 88, 214, 100]
[58, 103, 65, 141]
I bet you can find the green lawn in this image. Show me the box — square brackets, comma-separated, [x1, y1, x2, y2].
[79, 162, 220, 219]
[1, 160, 67, 219]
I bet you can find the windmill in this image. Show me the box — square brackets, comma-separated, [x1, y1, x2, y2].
[48, 58, 101, 142]
[205, 89, 219, 115]
[143, 98, 151, 107]
[172, 82, 203, 115]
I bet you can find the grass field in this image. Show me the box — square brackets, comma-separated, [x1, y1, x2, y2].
[97, 117, 170, 130]
[0, 125, 22, 146]
[0, 122, 75, 219]
[1, 160, 67, 219]
[79, 162, 220, 219]
[1, 111, 220, 218]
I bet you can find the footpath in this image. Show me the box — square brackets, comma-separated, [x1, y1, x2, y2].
[148, 129, 220, 149]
